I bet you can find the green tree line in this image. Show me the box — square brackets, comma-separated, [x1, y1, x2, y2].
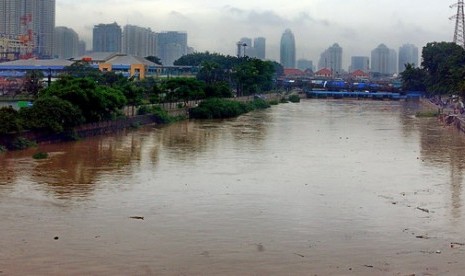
[401, 42, 465, 96]
[0, 52, 279, 135]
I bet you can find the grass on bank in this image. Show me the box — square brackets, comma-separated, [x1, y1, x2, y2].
[416, 110, 439, 118]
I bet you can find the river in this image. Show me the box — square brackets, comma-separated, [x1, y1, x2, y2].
[1, 99, 465, 275]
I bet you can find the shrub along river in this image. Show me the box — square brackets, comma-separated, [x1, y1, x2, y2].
[1, 99, 465, 275]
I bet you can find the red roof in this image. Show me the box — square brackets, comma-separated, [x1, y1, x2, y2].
[314, 68, 332, 77]
[351, 69, 369, 78]
[283, 68, 305, 76]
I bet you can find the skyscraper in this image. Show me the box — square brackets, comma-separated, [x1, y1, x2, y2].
[318, 43, 343, 74]
[0, 0, 55, 58]
[239, 37, 255, 57]
[122, 25, 156, 57]
[280, 29, 296, 68]
[350, 56, 370, 72]
[93, 23, 122, 52]
[156, 31, 187, 65]
[237, 36, 266, 59]
[254, 37, 266, 60]
[297, 59, 313, 71]
[398, 44, 419, 73]
[54, 26, 79, 59]
[371, 44, 396, 75]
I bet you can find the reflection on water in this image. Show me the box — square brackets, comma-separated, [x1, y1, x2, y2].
[1, 99, 465, 275]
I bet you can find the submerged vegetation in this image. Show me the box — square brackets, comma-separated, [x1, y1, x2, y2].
[415, 110, 439, 118]
[189, 98, 271, 119]
[32, 151, 49, 160]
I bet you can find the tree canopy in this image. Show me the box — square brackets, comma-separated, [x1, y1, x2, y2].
[43, 77, 127, 122]
[401, 41, 465, 96]
[175, 52, 277, 96]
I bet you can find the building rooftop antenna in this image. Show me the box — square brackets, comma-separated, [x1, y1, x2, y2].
[451, 0, 465, 48]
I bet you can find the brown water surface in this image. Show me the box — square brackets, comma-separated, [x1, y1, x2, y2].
[1, 100, 465, 275]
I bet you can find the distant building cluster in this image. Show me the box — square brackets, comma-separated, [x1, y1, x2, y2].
[277, 28, 419, 80]
[237, 37, 266, 60]
[0, 0, 421, 80]
[0, 0, 55, 59]
[0, 0, 191, 65]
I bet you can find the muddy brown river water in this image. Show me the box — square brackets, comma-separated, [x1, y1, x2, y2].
[1, 99, 465, 275]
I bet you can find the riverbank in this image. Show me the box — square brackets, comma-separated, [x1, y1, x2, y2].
[421, 97, 465, 134]
[0, 114, 159, 150]
[0, 92, 286, 151]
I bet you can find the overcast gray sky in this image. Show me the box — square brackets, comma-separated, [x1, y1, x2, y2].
[57, 0, 452, 68]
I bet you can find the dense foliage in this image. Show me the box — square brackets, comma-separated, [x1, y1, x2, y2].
[43, 77, 127, 122]
[175, 52, 280, 96]
[0, 106, 21, 134]
[189, 98, 270, 119]
[0, 52, 280, 148]
[401, 42, 465, 96]
[19, 96, 84, 133]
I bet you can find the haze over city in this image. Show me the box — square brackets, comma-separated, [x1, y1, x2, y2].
[57, 0, 451, 67]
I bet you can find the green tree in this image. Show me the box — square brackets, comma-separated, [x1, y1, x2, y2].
[205, 82, 233, 98]
[198, 61, 221, 84]
[400, 64, 427, 92]
[162, 77, 205, 105]
[232, 58, 276, 96]
[19, 96, 84, 133]
[23, 70, 44, 98]
[63, 61, 102, 79]
[0, 107, 21, 134]
[121, 81, 145, 116]
[43, 77, 127, 122]
[422, 42, 465, 94]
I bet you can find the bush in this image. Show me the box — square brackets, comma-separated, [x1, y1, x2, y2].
[249, 99, 271, 109]
[189, 98, 270, 119]
[32, 152, 48, 159]
[0, 106, 22, 134]
[19, 96, 84, 133]
[137, 105, 152, 115]
[416, 110, 438, 117]
[268, 99, 279, 105]
[0, 145, 6, 153]
[151, 106, 174, 123]
[288, 94, 301, 103]
[12, 137, 36, 150]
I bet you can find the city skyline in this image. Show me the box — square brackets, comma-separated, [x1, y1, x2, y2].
[56, 0, 451, 67]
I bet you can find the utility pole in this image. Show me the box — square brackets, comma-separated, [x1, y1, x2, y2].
[451, 0, 465, 48]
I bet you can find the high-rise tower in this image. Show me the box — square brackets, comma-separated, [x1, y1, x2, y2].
[0, 0, 55, 58]
[318, 43, 343, 74]
[122, 25, 156, 57]
[280, 29, 296, 68]
[155, 31, 187, 65]
[371, 44, 396, 75]
[398, 44, 419, 72]
[54, 26, 79, 59]
[451, 0, 465, 48]
[93, 23, 122, 52]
